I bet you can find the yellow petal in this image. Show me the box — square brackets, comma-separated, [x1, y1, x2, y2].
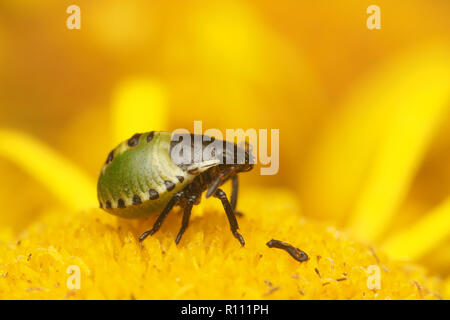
[382, 197, 450, 260]
[0, 187, 442, 299]
[111, 78, 169, 143]
[0, 129, 96, 211]
[445, 277, 450, 299]
[348, 43, 450, 242]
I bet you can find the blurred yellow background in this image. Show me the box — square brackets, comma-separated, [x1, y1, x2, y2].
[0, 0, 449, 279]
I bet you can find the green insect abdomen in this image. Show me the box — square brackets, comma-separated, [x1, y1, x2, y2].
[97, 131, 193, 218]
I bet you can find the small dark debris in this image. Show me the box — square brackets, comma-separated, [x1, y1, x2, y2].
[263, 279, 280, 296]
[413, 281, 423, 298]
[26, 287, 44, 292]
[264, 286, 280, 296]
[266, 239, 308, 262]
[322, 282, 330, 286]
[314, 268, 321, 279]
[335, 277, 348, 282]
[264, 280, 273, 287]
[64, 290, 77, 299]
[370, 247, 380, 264]
[298, 288, 305, 295]
[27, 254, 32, 262]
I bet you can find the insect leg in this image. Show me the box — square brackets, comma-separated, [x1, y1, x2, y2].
[175, 194, 199, 244]
[214, 188, 245, 246]
[230, 175, 243, 217]
[139, 191, 184, 242]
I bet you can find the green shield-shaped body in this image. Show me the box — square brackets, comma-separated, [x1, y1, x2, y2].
[97, 131, 195, 218]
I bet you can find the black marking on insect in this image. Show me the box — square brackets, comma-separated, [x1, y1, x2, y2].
[127, 133, 142, 147]
[266, 239, 309, 262]
[146, 131, 154, 143]
[164, 180, 175, 191]
[118, 199, 126, 208]
[97, 131, 254, 246]
[106, 150, 114, 164]
[132, 194, 142, 205]
[148, 189, 159, 200]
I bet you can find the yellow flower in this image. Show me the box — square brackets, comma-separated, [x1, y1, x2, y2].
[0, 188, 443, 299]
[0, 75, 447, 299]
[1, 1, 450, 300]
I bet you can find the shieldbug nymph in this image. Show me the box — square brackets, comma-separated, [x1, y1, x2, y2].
[97, 131, 254, 246]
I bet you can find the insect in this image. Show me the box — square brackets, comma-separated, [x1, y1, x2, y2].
[97, 131, 254, 246]
[266, 239, 309, 262]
